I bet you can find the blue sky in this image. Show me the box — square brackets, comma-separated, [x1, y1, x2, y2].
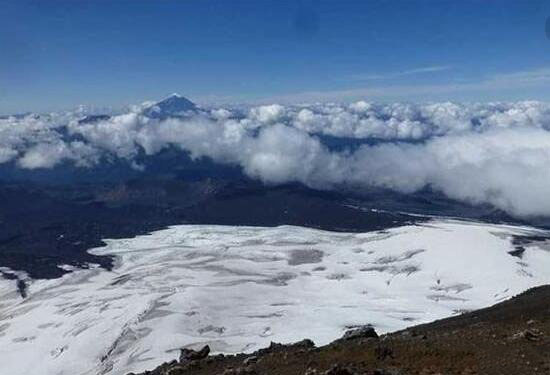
[2, 0, 550, 113]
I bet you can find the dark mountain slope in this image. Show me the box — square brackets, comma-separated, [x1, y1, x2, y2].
[0, 179, 423, 288]
[130, 285, 550, 375]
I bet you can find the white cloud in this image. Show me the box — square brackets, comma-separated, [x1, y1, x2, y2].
[346, 128, 550, 217]
[17, 141, 100, 169]
[0, 146, 18, 164]
[240, 124, 344, 186]
[248, 104, 287, 124]
[18, 142, 71, 169]
[4, 100, 550, 217]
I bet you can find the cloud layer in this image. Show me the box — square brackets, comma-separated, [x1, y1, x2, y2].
[3, 100, 550, 217]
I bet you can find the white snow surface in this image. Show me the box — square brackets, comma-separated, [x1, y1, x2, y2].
[1, 219, 550, 375]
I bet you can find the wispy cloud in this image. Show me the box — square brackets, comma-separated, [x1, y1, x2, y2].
[257, 66, 550, 104]
[349, 65, 452, 81]
[487, 67, 550, 85]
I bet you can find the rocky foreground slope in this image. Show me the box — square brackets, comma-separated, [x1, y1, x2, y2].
[130, 285, 550, 375]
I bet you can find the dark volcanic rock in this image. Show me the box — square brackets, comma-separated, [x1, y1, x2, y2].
[508, 246, 526, 259]
[78, 114, 111, 124]
[322, 365, 355, 375]
[180, 345, 210, 362]
[340, 325, 379, 341]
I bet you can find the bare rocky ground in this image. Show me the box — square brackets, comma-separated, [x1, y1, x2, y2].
[129, 285, 550, 375]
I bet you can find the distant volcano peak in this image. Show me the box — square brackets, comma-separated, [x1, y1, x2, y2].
[143, 94, 197, 119]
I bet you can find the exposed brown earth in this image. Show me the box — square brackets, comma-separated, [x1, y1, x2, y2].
[129, 285, 550, 375]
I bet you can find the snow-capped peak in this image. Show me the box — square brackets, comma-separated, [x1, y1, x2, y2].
[142, 93, 198, 119]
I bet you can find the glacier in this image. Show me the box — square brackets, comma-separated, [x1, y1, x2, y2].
[1, 219, 550, 375]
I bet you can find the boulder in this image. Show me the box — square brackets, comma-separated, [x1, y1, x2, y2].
[179, 345, 210, 362]
[341, 325, 378, 341]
